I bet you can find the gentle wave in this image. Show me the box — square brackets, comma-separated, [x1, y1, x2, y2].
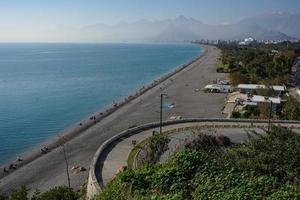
[0, 43, 202, 163]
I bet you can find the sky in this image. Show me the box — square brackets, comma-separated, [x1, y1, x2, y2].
[0, 0, 300, 42]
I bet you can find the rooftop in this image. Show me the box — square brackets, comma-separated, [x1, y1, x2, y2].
[272, 85, 286, 92]
[238, 84, 286, 92]
[238, 84, 266, 90]
[251, 95, 281, 104]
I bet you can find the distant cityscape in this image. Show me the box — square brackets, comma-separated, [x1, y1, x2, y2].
[194, 37, 300, 46]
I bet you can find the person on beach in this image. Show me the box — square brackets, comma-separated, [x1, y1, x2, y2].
[41, 147, 49, 154]
[17, 156, 22, 162]
[9, 164, 16, 170]
[3, 167, 8, 173]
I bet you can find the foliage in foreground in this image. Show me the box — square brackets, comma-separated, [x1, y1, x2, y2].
[96, 126, 300, 200]
[141, 133, 170, 165]
[0, 186, 79, 200]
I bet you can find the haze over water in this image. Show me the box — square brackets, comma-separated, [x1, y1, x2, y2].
[0, 43, 202, 163]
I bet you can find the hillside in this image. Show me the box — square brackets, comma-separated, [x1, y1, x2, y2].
[80, 12, 300, 42]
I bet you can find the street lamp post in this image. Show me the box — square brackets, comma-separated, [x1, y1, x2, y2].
[160, 94, 167, 134]
[58, 135, 71, 188]
[267, 98, 273, 132]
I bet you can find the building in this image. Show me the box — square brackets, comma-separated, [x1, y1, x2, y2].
[204, 84, 231, 93]
[237, 84, 286, 97]
[239, 37, 255, 45]
[272, 85, 286, 96]
[237, 84, 266, 94]
[251, 95, 281, 111]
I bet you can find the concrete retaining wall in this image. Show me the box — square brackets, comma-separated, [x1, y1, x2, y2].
[86, 118, 300, 199]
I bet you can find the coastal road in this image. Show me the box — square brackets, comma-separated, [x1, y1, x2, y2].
[0, 45, 227, 194]
[98, 121, 300, 190]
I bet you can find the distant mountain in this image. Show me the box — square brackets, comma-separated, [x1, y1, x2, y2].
[238, 12, 300, 39]
[80, 13, 300, 42]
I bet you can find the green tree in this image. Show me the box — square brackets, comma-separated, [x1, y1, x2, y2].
[280, 97, 300, 120]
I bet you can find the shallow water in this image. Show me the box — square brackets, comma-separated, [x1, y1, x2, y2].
[0, 43, 202, 163]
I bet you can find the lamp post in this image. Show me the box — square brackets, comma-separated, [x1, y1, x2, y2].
[265, 97, 273, 132]
[160, 94, 167, 134]
[58, 135, 71, 188]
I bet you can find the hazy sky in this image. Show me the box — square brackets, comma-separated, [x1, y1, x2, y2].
[0, 0, 300, 42]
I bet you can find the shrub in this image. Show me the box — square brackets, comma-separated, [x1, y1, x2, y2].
[141, 134, 170, 165]
[185, 132, 231, 152]
[227, 126, 300, 182]
[231, 111, 241, 118]
[0, 186, 79, 200]
[33, 186, 79, 200]
[3, 186, 28, 200]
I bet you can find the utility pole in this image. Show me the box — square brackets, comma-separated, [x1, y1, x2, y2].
[59, 136, 71, 188]
[160, 94, 167, 134]
[268, 100, 273, 132]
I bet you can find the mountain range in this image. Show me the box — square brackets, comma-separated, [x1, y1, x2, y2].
[79, 12, 300, 42]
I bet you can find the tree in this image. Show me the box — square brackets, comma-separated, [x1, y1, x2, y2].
[280, 97, 300, 120]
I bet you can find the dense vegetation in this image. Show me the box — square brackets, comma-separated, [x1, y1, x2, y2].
[140, 133, 170, 165]
[0, 186, 81, 200]
[217, 41, 300, 85]
[95, 126, 300, 200]
[217, 41, 300, 120]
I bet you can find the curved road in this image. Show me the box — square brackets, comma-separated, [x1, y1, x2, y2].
[96, 120, 300, 194]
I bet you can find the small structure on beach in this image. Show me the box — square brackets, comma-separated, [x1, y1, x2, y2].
[223, 90, 283, 118]
[251, 95, 281, 111]
[237, 84, 286, 97]
[204, 84, 231, 93]
[237, 84, 266, 94]
[272, 85, 286, 96]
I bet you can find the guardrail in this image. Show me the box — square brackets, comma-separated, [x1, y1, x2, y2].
[86, 118, 300, 199]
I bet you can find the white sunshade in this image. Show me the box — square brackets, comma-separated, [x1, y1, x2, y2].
[272, 85, 286, 92]
[251, 95, 281, 104]
[237, 84, 266, 90]
[204, 84, 220, 89]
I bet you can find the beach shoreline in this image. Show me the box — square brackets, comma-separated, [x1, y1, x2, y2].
[0, 44, 226, 194]
[0, 44, 206, 178]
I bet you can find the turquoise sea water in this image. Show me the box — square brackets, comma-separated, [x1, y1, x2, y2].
[0, 43, 202, 163]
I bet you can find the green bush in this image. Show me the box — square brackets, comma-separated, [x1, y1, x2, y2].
[185, 132, 231, 151]
[227, 126, 300, 182]
[280, 97, 300, 120]
[231, 111, 241, 118]
[33, 186, 79, 200]
[0, 186, 79, 200]
[194, 172, 280, 200]
[144, 134, 170, 164]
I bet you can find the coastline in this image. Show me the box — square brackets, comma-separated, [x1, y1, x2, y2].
[0, 44, 205, 178]
[0, 44, 227, 194]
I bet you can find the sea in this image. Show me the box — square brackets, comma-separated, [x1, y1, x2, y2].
[0, 43, 203, 164]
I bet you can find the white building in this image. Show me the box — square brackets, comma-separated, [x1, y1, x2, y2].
[204, 84, 231, 93]
[237, 84, 286, 96]
[237, 84, 266, 94]
[239, 37, 255, 45]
